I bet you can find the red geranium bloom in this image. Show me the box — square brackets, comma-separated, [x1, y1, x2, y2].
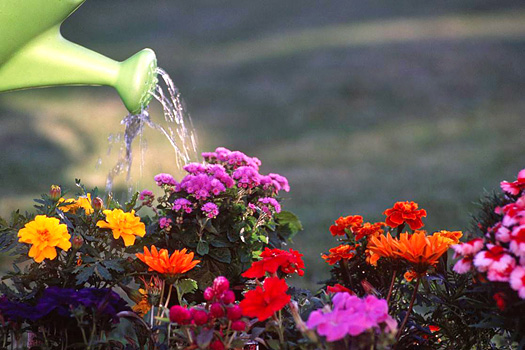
[326, 284, 353, 294]
[239, 277, 291, 321]
[242, 248, 305, 278]
[384, 201, 427, 230]
[353, 222, 385, 241]
[329, 215, 363, 236]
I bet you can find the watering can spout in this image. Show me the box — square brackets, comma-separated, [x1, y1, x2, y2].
[0, 0, 158, 114]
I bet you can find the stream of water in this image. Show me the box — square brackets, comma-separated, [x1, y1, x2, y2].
[105, 68, 198, 194]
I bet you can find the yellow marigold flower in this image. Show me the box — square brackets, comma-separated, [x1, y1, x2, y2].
[96, 209, 145, 246]
[18, 215, 71, 263]
[58, 193, 94, 215]
[432, 230, 463, 246]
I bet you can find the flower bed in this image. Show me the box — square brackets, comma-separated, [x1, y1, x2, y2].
[0, 148, 523, 349]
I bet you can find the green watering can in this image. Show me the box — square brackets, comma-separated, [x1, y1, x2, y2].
[0, 0, 158, 114]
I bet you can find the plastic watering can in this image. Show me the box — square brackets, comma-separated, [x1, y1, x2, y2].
[0, 0, 158, 114]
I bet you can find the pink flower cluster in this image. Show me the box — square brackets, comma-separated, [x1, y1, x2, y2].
[306, 293, 396, 342]
[154, 173, 177, 186]
[203, 147, 262, 170]
[258, 197, 282, 215]
[169, 276, 248, 350]
[172, 198, 193, 213]
[453, 168, 525, 299]
[177, 163, 234, 200]
[201, 202, 219, 219]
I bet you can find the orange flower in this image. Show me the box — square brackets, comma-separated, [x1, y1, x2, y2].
[354, 222, 385, 241]
[394, 231, 449, 273]
[136, 246, 200, 277]
[97, 209, 145, 246]
[366, 233, 400, 266]
[58, 194, 94, 215]
[17, 215, 71, 263]
[404, 270, 418, 282]
[329, 215, 363, 236]
[432, 230, 463, 246]
[322, 244, 358, 265]
[384, 201, 426, 230]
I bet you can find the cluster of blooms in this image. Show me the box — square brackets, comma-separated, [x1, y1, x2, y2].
[324, 201, 460, 281]
[0, 287, 129, 325]
[148, 147, 289, 225]
[453, 168, 525, 299]
[169, 276, 250, 350]
[306, 293, 396, 342]
[242, 247, 305, 278]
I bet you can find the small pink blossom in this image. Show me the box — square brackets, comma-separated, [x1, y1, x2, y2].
[500, 169, 525, 196]
[159, 217, 172, 229]
[509, 266, 525, 299]
[474, 245, 516, 282]
[201, 202, 219, 219]
[452, 238, 484, 257]
[172, 198, 193, 213]
[453, 257, 473, 274]
[154, 173, 178, 187]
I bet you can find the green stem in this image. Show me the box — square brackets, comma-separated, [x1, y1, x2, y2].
[164, 284, 174, 310]
[277, 309, 285, 348]
[396, 276, 421, 341]
[386, 269, 397, 304]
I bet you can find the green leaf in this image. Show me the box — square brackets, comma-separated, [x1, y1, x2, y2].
[76, 265, 95, 285]
[197, 240, 209, 256]
[266, 339, 281, 350]
[125, 192, 139, 212]
[275, 210, 303, 241]
[209, 247, 232, 263]
[209, 238, 232, 248]
[95, 264, 112, 280]
[176, 278, 198, 297]
[103, 259, 124, 273]
[227, 229, 239, 242]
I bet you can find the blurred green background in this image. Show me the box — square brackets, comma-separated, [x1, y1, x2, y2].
[1, 0, 525, 287]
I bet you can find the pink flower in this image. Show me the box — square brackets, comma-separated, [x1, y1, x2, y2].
[473, 245, 516, 282]
[258, 197, 282, 214]
[510, 225, 525, 259]
[154, 173, 178, 186]
[500, 169, 525, 196]
[201, 202, 219, 219]
[232, 166, 261, 189]
[172, 198, 193, 213]
[453, 257, 473, 274]
[452, 238, 484, 257]
[159, 217, 172, 229]
[510, 266, 525, 299]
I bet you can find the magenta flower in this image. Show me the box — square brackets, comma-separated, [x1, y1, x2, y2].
[258, 197, 282, 214]
[172, 198, 193, 213]
[154, 173, 177, 186]
[202, 202, 219, 219]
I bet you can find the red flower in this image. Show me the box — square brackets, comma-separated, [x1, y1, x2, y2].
[239, 277, 291, 321]
[493, 292, 506, 311]
[329, 215, 363, 236]
[322, 244, 358, 265]
[384, 201, 427, 230]
[326, 284, 353, 294]
[353, 222, 385, 241]
[500, 169, 525, 196]
[242, 248, 304, 278]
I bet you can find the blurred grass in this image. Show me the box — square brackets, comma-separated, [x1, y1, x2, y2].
[1, 0, 525, 288]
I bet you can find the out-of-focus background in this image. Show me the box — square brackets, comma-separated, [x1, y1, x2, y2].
[1, 0, 524, 287]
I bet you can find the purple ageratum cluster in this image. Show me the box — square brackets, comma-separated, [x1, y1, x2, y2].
[154, 173, 178, 187]
[203, 147, 261, 170]
[177, 163, 235, 200]
[172, 198, 193, 213]
[260, 173, 290, 194]
[258, 197, 282, 215]
[202, 202, 219, 219]
[233, 166, 261, 189]
[306, 293, 397, 342]
[0, 287, 129, 324]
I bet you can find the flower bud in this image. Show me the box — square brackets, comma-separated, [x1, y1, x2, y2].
[221, 290, 235, 305]
[213, 276, 230, 294]
[72, 236, 84, 250]
[210, 340, 225, 350]
[231, 319, 246, 332]
[210, 302, 225, 318]
[169, 305, 192, 325]
[49, 185, 62, 201]
[92, 197, 104, 211]
[191, 309, 209, 326]
[203, 287, 215, 301]
[226, 305, 242, 321]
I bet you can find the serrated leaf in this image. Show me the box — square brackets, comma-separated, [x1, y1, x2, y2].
[176, 278, 198, 297]
[103, 259, 124, 272]
[76, 265, 95, 285]
[96, 264, 112, 280]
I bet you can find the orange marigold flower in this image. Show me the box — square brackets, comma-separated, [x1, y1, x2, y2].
[394, 231, 449, 273]
[240, 277, 291, 321]
[432, 230, 463, 246]
[366, 233, 400, 265]
[404, 270, 419, 282]
[322, 244, 358, 265]
[132, 289, 152, 317]
[329, 215, 363, 236]
[136, 246, 200, 277]
[354, 221, 385, 241]
[97, 209, 145, 246]
[384, 201, 426, 230]
[17, 215, 71, 263]
[58, 194, 94, 215]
